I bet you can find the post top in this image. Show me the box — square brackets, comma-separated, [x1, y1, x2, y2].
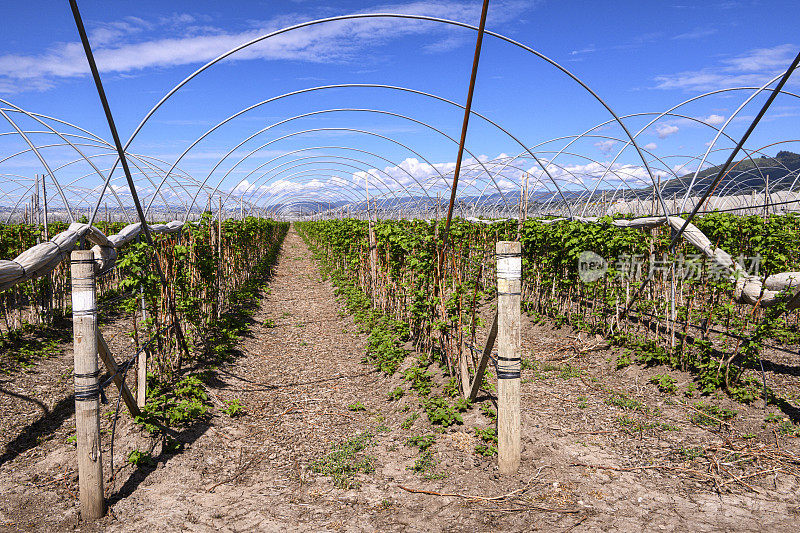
[496, 241, 521, 254]
[71, 249, 95, 259]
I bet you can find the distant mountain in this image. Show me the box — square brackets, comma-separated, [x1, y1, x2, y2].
[639, 150, 800, 198]
[261, 151, 800, 215]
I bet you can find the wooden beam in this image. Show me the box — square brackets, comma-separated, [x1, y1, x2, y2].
[467, 311, 498, 401]
[96, 330, 141, 418]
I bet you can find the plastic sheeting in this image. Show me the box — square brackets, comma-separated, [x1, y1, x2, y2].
[0, 220, 191, 291]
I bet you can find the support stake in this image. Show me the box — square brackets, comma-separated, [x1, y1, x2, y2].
[496, 241, 521, 475]
[71, 250, 105, 519]
[97, 331, 140, 418]
[468, 311, 498, 401]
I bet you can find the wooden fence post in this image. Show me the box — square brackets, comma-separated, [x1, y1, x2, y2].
[496, 241, 521, 475]
[134, 232, 148, 409]
[71, 249, 105, 519]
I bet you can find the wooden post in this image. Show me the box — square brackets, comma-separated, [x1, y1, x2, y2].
[468, 311, 498, 401]
[34, 174, 40, 229]
[97, 331, 141, 418]
[523, 174, 530, 222]
[136, 251, 148, 408]
[71, 250, 105, 519]
[366, 176, 378, 293]
[218, 197, 223, 318]
[41, 174, 49, 240]
[496, 241, 521, 475]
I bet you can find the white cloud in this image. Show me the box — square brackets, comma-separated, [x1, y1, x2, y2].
[654, 43, 797, 91]
[643, 142, 657, 150]
[422, 34, 468, 53]
[232, 179, 251, 195]
[540, 160, 669, 188]
[569, 45, 596, 56]
[656, 124, 679, 138]
[0, 1, 533, 93]
[90, 183, 132, 196]
[594, 140, 616, 153]
[702, 114, 726, 126]
[671, 28, 716, 41]
[353, 157, 455, 190]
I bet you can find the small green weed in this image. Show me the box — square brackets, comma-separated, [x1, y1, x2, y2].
[474, 427, 498, 457]
[223, 398, 243, 417]
[403, 366, 433, 396]
[401, 412, 420, 429]
[559, 364, 583, 380]
[677, 446, 705, 460]
[408, 449, 446, 479]
[443, 377, 459, 398]
[649, 374, 677, 394]
[691, 402, 737, 427]
[605, 391, 646, 412]
[617, 415, 659, 434]
[422, 396, 463, 427]
[128, 449, 155, 467]
[764, 413, 800, 436]
[310, 431, 375, 489]
[406, 434, 436, 451]
[388, 386, 404, 401]
[348, 401, 367, 412]
[136, 374, 210, 433]
[480, 404, 497, 421]
[616, 350, 632, 369]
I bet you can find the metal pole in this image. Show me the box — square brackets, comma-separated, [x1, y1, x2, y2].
[442, 0, 491, 243]
[68, 0, 191, 366]
[35, 174, 40, 228]
[621, 51, 800, 322]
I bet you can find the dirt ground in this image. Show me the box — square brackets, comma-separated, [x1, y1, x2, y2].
[1, 227, 799, 532]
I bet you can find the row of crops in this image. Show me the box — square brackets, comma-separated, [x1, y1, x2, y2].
[0, 218, 288, 386]
[298, 214, 800, 402]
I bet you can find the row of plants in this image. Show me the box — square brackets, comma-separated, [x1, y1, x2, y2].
[520, 213, 800, 401]
[297, 224, 487, 480]
[133, 222, 286, 444]
[0, 219, 145, 373]
[0, 216, 130, 328]
[0, 217, 288, 382]
[297, 218, 510, 396]
[298, 213, 800, 401]
[122, 215, 289, 382]
[95, 219, 287, 466]
[0, 220, 128, 332]
[114, 216, 287, 465]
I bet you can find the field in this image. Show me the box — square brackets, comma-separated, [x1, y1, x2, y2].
[0, 218, 799, 532]
[1, 5, 799, 531]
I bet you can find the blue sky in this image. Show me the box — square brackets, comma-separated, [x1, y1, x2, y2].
[0, 0, 797, 214]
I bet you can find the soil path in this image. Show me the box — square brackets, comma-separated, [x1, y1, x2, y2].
[1, 226, 799, 531]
